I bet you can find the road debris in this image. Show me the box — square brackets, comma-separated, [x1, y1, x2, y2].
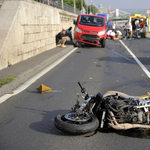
[37, 84, 52, 93]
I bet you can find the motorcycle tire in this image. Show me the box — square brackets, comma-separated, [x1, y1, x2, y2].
[101, 39, 106, 48]
[54, 111, 99, 135]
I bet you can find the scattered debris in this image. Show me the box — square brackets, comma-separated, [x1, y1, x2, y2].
[37, 84, 52, 93]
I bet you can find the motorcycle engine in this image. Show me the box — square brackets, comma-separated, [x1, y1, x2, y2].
[107, 99, 147, 124]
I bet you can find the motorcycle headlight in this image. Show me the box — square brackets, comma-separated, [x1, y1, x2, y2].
[76, 27, 82, 33]
[98, 30, 105, 36]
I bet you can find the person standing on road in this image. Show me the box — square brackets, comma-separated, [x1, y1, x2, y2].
[56, 29, 68, 47]
[135, 20, 140, 38]
[108, 21, 113, 30]
[132, 20, 136, 31]
[125, 21, 132, 39]
[112, 22, 116, 30]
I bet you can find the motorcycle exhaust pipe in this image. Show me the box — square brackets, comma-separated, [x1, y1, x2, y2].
[108, 122, 150, 130]
[108, 110, 150, 130]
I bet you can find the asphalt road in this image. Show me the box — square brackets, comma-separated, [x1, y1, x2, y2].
[0, 37, 150, 150]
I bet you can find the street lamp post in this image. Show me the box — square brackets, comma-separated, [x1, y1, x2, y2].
[90, 0, 92, 14]
[93, 3, 94, 14]
[81, 0, 83, 14]
[62, 0, 63, 10]
[94, 4, 96, 15]
[74, 0, 76, 14]
[86, 1, 88, 14]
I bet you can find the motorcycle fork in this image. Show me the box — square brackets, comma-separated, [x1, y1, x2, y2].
[97, 109, 107, 128]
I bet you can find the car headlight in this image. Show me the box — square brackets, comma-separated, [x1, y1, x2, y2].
[76, 27, 82, 33]
[98, 30, 105, 36]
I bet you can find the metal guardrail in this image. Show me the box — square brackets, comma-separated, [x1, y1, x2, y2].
[35, 0, 80, 15]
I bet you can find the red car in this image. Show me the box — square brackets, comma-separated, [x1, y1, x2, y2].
[73, 14, 107, 48]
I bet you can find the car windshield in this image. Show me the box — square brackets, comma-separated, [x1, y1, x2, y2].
[79, 16, 104, 27]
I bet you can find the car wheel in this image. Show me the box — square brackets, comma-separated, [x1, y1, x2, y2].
[101, 39, 106, 48]
[78, 43, 83, 48]
[73, 43, 78, 47]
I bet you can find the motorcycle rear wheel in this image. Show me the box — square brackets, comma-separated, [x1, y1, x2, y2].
[54, 111, 99, 135]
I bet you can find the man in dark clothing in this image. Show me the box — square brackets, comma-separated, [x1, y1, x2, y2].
[56, 29, 68, 47]
[65, 27, 73, 41]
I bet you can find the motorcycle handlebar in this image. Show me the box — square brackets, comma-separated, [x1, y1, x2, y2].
[78, 82, 83, 89]
[78, 82, 85, 93]
[78, 82, 87, 94]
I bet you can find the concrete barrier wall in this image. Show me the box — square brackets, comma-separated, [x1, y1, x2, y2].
[0, 0, 77, 70]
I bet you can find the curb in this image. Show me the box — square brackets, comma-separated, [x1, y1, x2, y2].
[0, 45, 74, 97]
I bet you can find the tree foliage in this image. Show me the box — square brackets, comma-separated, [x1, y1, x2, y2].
[61, 0, 98, 14]
[63, 0, 86, 10]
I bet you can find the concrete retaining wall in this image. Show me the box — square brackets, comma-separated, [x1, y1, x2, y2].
[0, 0, 77, 70]
[0, 0, 4, 7]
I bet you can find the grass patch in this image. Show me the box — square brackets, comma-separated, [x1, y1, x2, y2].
[0, 75, 16, 87]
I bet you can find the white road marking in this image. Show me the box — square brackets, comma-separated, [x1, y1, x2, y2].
[119, 40, 150, 78]
[0, 48, 78, 104]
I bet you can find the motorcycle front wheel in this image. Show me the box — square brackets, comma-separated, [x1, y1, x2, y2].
[54, 111, 99, 135]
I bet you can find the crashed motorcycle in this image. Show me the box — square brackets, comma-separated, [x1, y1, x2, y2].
[54, 82, 150, 134]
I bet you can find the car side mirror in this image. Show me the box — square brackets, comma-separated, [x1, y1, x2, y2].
[73, 20, 77, 25]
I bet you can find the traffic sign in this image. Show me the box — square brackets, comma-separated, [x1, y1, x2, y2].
[146, 9, 150, 15]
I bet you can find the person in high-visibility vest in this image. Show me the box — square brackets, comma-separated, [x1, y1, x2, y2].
[139, 19, 144, 28]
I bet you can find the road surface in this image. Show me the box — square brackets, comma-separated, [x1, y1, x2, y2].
[0, 38, 150, 150]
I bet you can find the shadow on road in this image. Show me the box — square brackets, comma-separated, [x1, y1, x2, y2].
[66, 40, 104, 49]
[16, 103, 150, 138]
[23, 106, 150, 139]
[97, 128, 150, 139]
[29, 109, 75, 136]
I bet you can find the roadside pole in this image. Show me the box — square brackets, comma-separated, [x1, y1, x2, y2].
[81, 0, 83, 14]
[86, 0, 88, 14]
[146, 9, 150, 32]
[74, 0, 76, 14]
[62, 0, 63, 10]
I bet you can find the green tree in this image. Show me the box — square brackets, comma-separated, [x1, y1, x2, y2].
[60, 0, 98, 14]
[63, 0, 74, 7]
[76, 0, 86, 10]
[62, 0, 86, 11]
